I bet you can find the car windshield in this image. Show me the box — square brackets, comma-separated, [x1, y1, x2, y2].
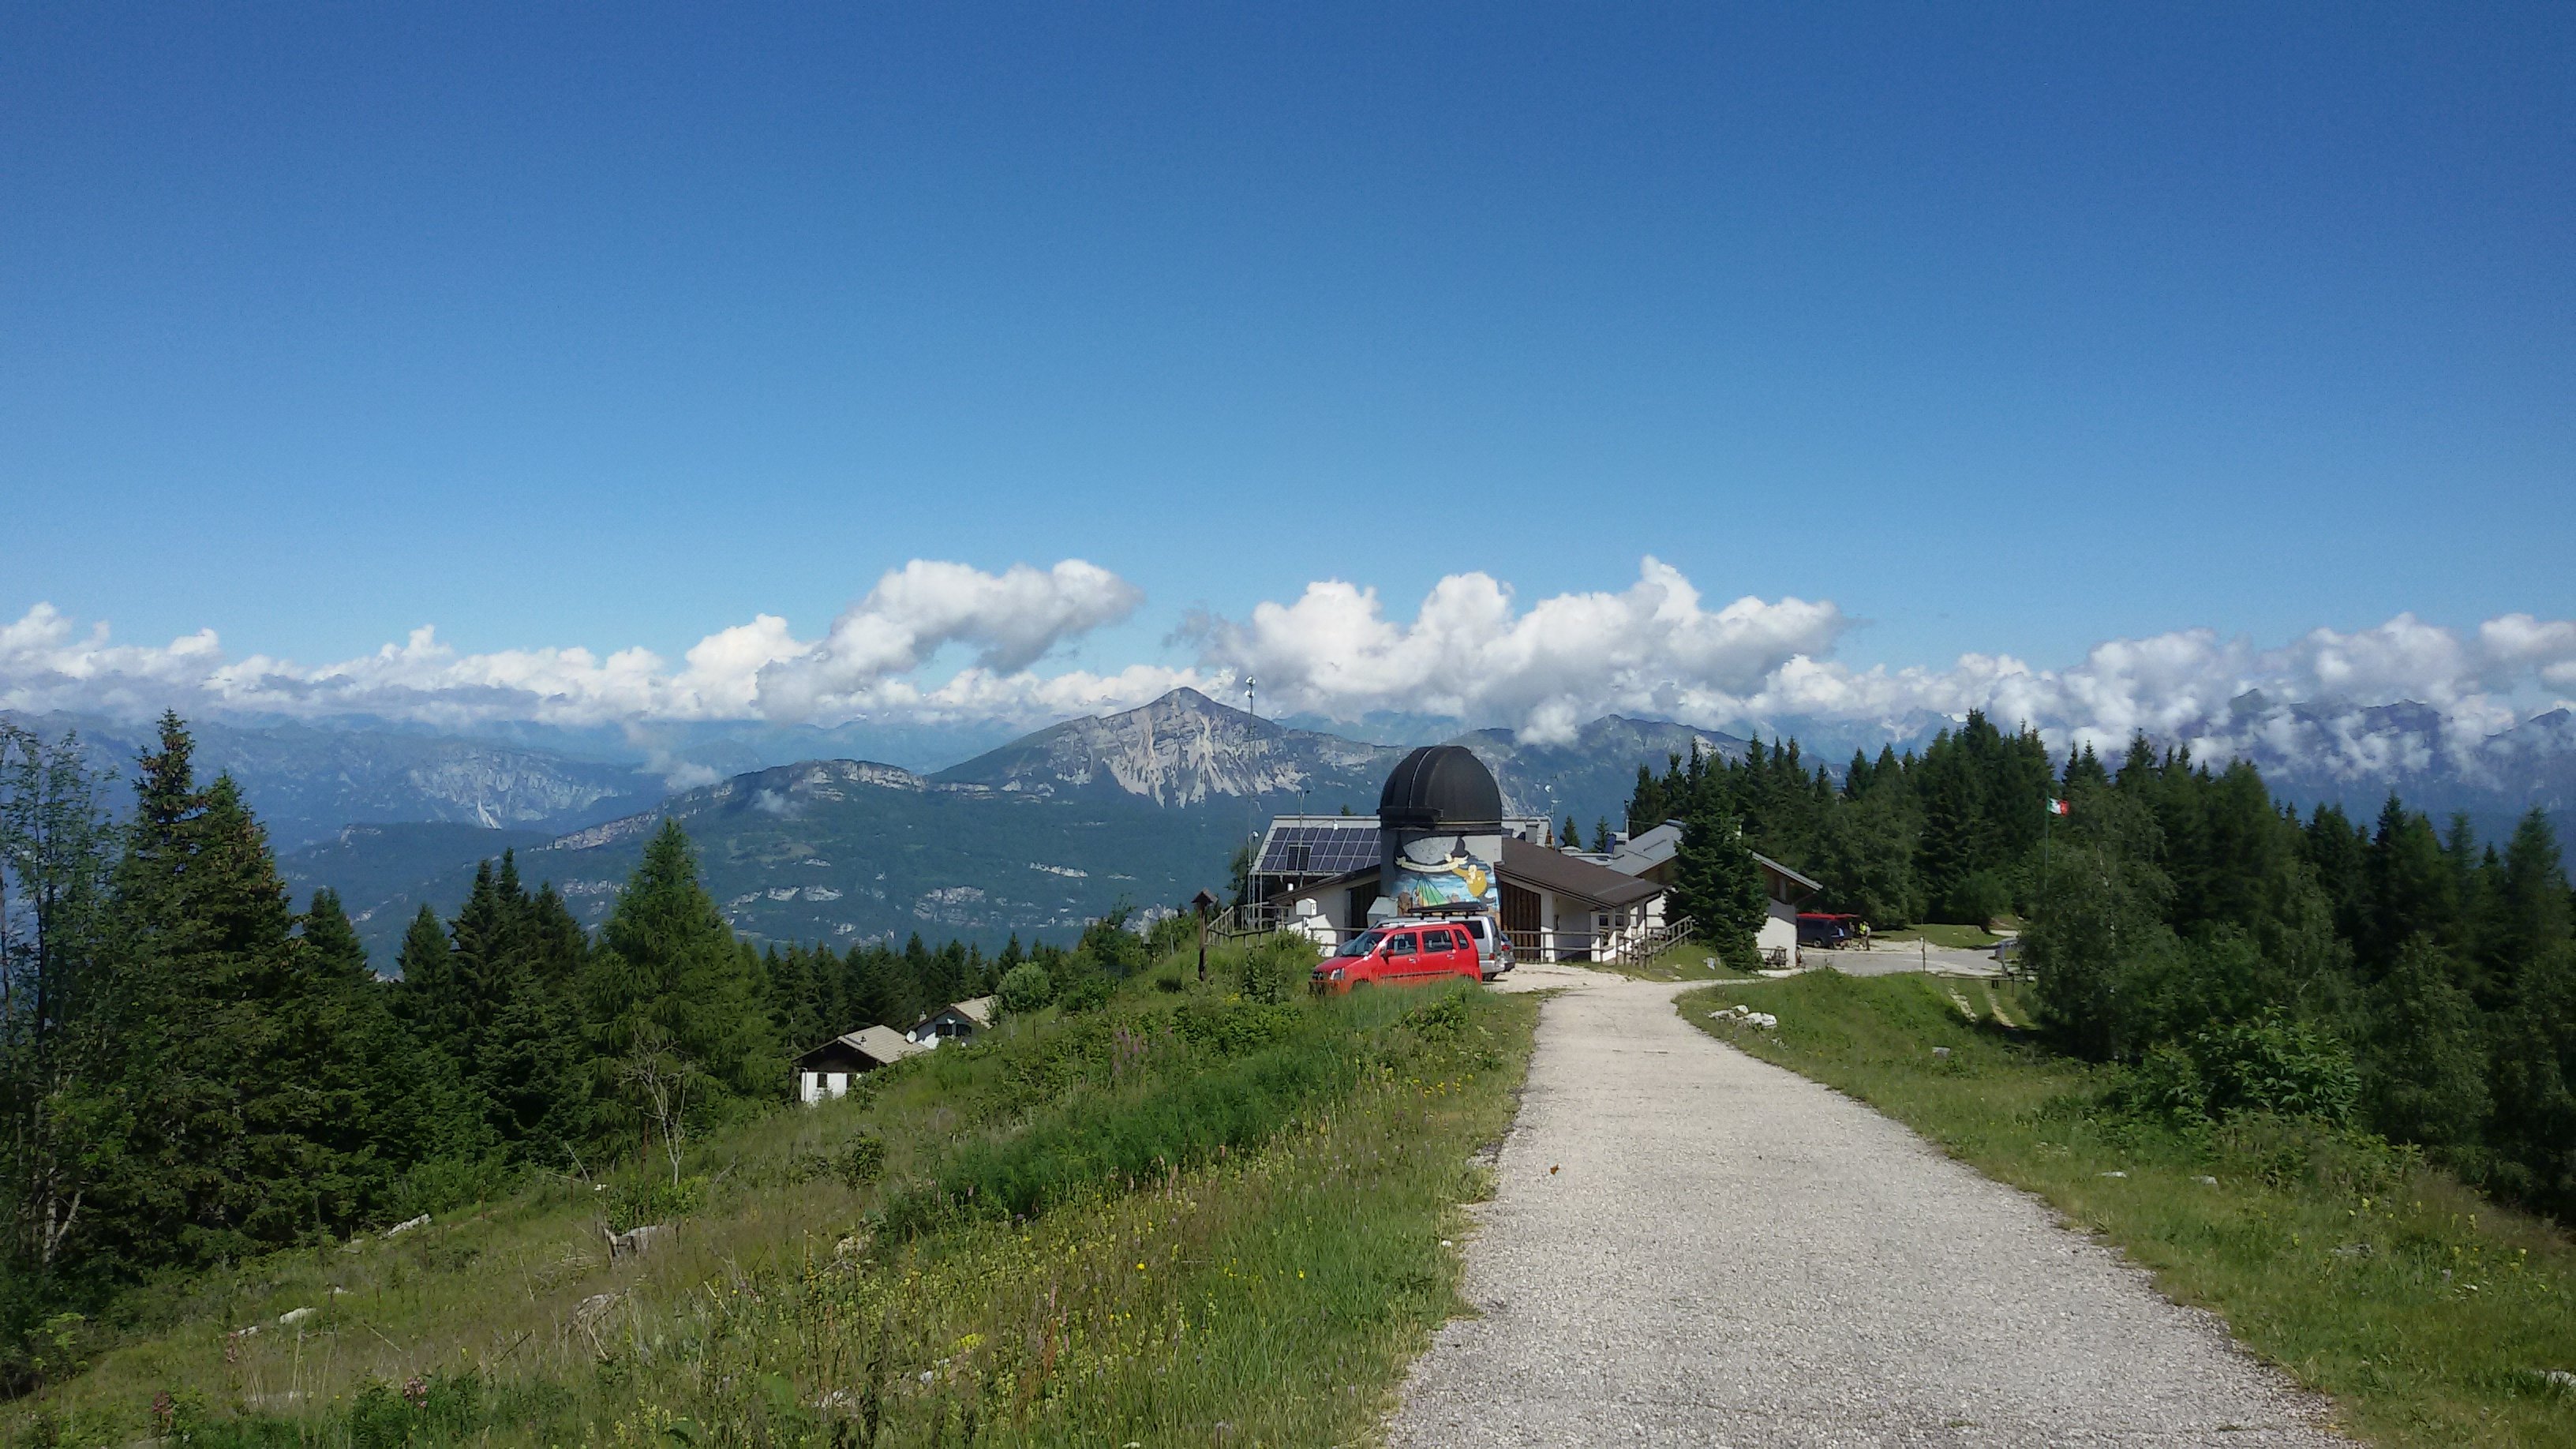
[1336, 929, 1388, 958]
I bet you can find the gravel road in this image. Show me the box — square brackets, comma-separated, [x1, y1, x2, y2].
[1384, 972, 2350, 1447]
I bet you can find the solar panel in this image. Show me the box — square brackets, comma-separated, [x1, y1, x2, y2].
[1257, 822, 1380, 875]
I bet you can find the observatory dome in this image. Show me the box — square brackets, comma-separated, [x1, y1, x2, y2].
[1376, 745, 1503, 832]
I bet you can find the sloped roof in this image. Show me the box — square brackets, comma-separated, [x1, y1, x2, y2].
[1498, 837, 1664, 908]
[851, 1025, 930, 1065]
[945, 996, 996, 1028]
[1606, 819, 1821, 894]
[796, 1025, 931, 1069]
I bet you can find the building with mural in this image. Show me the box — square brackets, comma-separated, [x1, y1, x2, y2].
[1247, 745, 1687, 963]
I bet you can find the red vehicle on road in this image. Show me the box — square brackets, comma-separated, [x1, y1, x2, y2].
[1312, 921, 1484, 993]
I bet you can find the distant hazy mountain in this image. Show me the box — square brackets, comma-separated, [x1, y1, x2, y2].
[288, 690, 1761, 967]
[1452, 716, 1748, 827]
[244, 685, 2576, 968]
[4, 711, 661, 851]
[2194, 695, 2576, 841]
[932, 687, 1406, 807]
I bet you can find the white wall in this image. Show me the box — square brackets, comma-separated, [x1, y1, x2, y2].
[1758, 900, 1798, 961]
[798, 1069, 852, 1106]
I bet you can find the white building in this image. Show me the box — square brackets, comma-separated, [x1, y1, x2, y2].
[793, 1025, 928, 1104]
[1605, 820, 1821, 966]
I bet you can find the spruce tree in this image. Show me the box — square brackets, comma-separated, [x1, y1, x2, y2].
[1671, 806, 1768, 969]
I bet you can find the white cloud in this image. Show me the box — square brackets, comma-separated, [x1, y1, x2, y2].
[754, 560, 1145, 723]
[6, 556, 2574, 788]
[1190, 558, 1848, 743]
[0, 560, 1170, 731]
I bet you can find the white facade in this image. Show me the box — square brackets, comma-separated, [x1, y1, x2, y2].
[798, 1070, 853, 1104]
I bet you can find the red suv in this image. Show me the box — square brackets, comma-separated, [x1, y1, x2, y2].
[1312, 922, 1484, 993]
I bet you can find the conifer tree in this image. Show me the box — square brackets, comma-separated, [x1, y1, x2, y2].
[586, 821, 778, 1154]
[1671, 806, 1768, 969]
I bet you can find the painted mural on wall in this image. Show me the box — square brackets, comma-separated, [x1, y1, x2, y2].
[1391, 833, 1497, 913]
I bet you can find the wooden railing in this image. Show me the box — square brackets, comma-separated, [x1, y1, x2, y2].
[1607, 915, 1696, 965]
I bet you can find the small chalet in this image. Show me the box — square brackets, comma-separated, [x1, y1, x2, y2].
[907, 995, 997, 1046]
[1607, 820, 1821, 964]
[794, 1026, 928, 1105]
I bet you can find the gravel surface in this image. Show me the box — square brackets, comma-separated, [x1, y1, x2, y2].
[1385, 973, 2351, 1447]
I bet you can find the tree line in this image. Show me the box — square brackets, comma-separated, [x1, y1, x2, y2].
[0, 716, 1042, 1390]
[1630, 711, 2055, 930]
[1638, 716, 2576, 1221]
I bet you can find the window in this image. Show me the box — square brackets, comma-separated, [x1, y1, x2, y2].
[1338, 929, 1388, 957]
[1387, 933, 1418, 956]
[1422, 929, 1451, 949]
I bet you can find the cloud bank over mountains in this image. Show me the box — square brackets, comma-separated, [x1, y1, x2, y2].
[6, 558, 2574, 788]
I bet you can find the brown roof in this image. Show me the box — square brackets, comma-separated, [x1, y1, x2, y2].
[796, 1025, 931, 1070]
[1497, 838, 1665, 908]
[1272, 841, 1665, 914]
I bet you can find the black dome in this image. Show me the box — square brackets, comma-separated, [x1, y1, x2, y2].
[1378, 746, 1503, 830]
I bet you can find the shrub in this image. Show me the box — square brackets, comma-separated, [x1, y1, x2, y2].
[1400, 992, 1473, 1041]
[1237, 934, 1316, 1005]
[1172, 997, 1301, 1056]
[2190, 1013, 2359, 1125]
[1076, 908, 1151, 977]
[996, 962, 1054, 1017]
[1055, 969, 1114, 1015]
[838, 1133, 886, 1187]
[605, 1174, 706, 1232]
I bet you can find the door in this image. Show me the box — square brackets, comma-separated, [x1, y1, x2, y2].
[1382, 929, 1423, 979]
[1502, 882, 1541, 958]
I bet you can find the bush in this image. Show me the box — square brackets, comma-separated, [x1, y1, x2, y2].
[996, 963, 1054, 1017]
[1947, 870, 2013, 930]
[605, 1174, 706, 1232]
[1076, 908, 1151, 977]
[838, 1133, 886, 1187]
[1055, 968, 1114, 1014]
[1237, 934, 1316, 1005]
[2190, 1013, 2359, 1125]
[2129, 1042, 2209, 1118]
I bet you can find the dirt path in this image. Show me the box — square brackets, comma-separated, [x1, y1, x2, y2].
[1386, 972, 2349, 1447]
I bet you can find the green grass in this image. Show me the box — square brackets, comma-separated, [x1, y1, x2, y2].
[10, 947, 1538, 1448]
[1679, 972, 2576, 1448]
[1871, 923, 2005, 949]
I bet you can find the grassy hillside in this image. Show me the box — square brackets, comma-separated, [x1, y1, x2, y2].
[10, 945, 1537, 1447]
[1680, 972, 2576, 1448]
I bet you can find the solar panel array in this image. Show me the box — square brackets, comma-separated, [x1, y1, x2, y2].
[1256, 823, 1380, 876]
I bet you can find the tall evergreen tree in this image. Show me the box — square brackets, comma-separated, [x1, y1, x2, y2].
[1670, 806, 1768, 969]
[585, 821, 779, 1162]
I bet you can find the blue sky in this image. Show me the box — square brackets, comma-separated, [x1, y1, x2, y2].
[3, 3, 2570, 722]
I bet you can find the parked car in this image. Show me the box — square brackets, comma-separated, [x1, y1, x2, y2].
[1796, 912, 1863, 949]
[1436, 913, 1514, 979]
[1312, 921, 1485, 993]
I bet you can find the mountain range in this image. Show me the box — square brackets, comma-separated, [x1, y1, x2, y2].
[275, 690, 1745, 967]
[17, 686, 2573, 971]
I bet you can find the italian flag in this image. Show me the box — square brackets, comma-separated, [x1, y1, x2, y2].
[2046, 798, 2071, 816]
